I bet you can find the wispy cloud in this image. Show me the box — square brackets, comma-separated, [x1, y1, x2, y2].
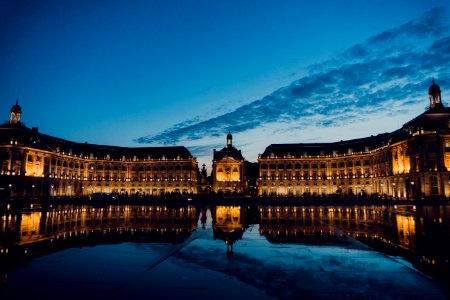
[136, 8, 450, 163]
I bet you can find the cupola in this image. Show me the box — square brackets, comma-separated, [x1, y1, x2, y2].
[429, 79, 443, 110]
[9, 99, 22, 124]
[227, 132, 232, 147]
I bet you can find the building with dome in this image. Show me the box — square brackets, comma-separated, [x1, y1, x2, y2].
[258, 80, 450, 199]
[2, 80, 450, 200]
[212, 133, 246, 194]
[0, 102, 198, 199]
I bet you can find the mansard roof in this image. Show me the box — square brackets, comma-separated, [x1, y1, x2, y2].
[0, 123, 194, 160]
[262, 133, 392, 158]
[402, 106, 450, 132]
[261, 106, 450, 159]
[213, 145, 244, 161]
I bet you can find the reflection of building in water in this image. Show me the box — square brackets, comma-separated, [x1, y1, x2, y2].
[259, 206, 405, 246]
[396, 215, 415, 248]
[0, 101, 198, 198]
[0, 205, 198, 248]
[258, 82, 450, 199]
[212, 206, 245, 257]
[258, 205, 450, 283]
[197, 207, 209, 229]
[0, 205, 198, 284]
[259, 205, 450, 256]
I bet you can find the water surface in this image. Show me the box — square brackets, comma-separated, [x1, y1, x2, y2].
[0, 204, 449, 299]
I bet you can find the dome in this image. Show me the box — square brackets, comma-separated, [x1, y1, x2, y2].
[11, 99, 21, 114]
[429, 79, 441, 94]
[227, 132, 232, 140]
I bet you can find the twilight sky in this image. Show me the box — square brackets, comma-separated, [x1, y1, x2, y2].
[1, 0, 450, 168]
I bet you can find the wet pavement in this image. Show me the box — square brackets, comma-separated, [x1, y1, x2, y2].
[1, 206, 449, 299]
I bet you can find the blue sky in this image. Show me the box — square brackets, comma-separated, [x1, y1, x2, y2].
[1, 0, 450, 168]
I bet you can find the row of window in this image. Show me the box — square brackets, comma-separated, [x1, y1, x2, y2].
[50, 173, 194, 182]
[217, 167, 239, 173]
[22, 154, 193, 170]
[260, 173, 372, 180]
[45, 161, 193, 171]
[260, 160, 375, 170]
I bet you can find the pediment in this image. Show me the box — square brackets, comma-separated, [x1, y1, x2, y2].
[216, 156, 239, 163]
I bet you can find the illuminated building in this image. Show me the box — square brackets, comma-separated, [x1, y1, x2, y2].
[0, 205, 197, 246]
[258, 81, 450, 199]
[0, 205, 198, 280]
[212, 206, 245, 257]
[3, 81, 450, 200]
[0, 102, 198, 198]
[212, 133, 246, 194]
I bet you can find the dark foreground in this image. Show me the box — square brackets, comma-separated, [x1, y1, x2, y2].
[1, 204, 449, 299]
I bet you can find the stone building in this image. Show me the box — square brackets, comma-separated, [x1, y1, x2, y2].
[258, 81, 450, 199]
[212, 133, 246, 194]
[0, 102, 198, 199]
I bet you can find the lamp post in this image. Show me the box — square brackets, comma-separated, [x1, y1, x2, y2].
[8, 184, 12, 201]
[31, 184, 35, 201]
[411, 181, 415, 200]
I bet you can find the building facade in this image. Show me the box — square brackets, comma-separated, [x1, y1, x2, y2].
[2, 81, 450, 200]
[0, 102, 198, 199]
[258, 81, 450, 199]
[212, 133, 246, 194]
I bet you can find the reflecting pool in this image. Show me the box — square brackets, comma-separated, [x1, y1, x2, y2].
[0, 204, 449, 299]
